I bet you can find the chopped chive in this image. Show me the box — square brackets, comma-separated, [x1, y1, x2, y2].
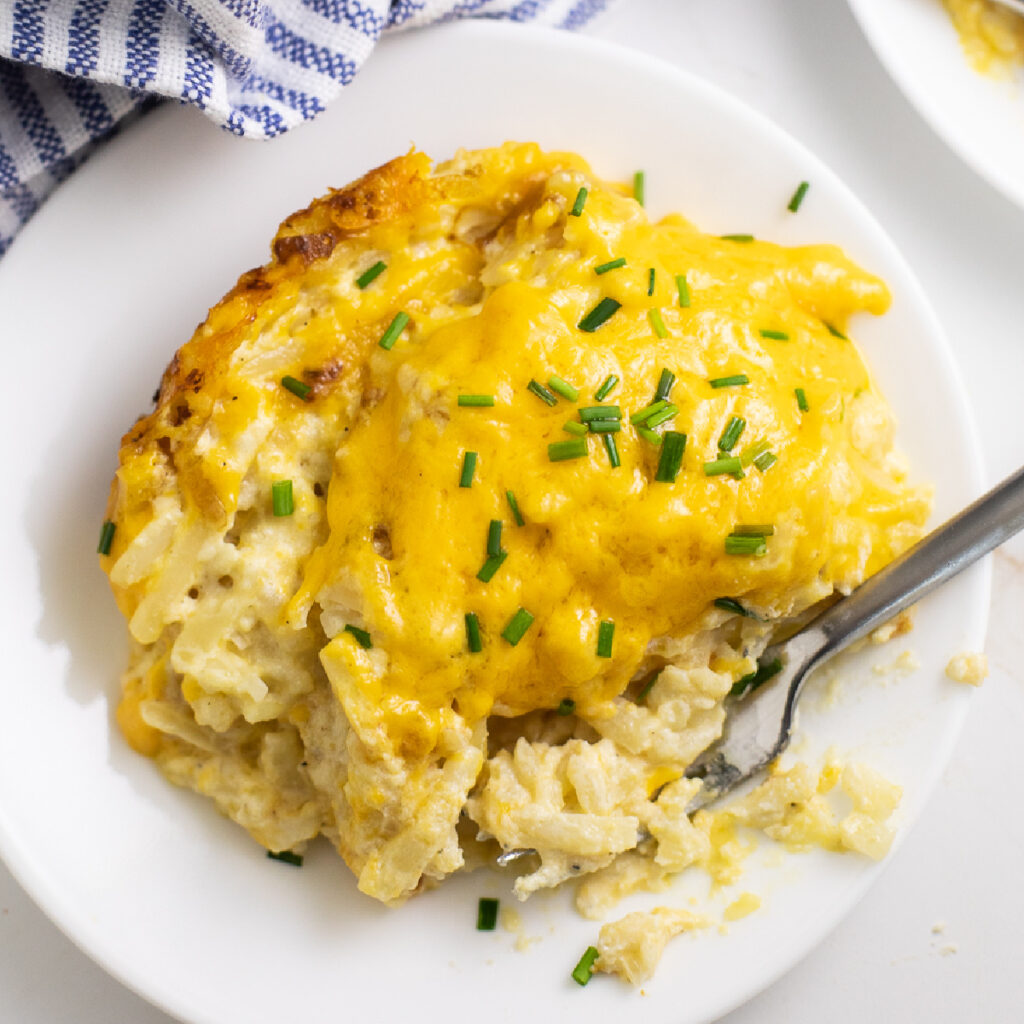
[271, 480, 294, 517]
[753, 450, 778, 473]
[578, 298, 621, 332]
[487, 519, 503, 557]
[501, 607, 535, 646]
[787, 181, 810, 213]
[477, 897, 499, 930]
[655, 368, 676, 401]
[597, 620, 615, 658]
[527, 379, 558, 406]
[548, 438, 589, 462]
[739, 439, 771, 466]
[730, 656, 783, 697]
[595, 257, 627, 275]
[572, 946, 600, 986]
[635, 669, 663, 703]
[636, 425, 663, 444]
[709, 374, 750, 388]
[759, 329, 789, 340]
[355, 260, 386, 289]
[732, 524, 775, 536]
[718, 416, 746, 453]
[476, 551, 508, 583]
[630, 399, 669, 425]
[594, 374, 619, 400]
[633, 170, 645, 206]
[458, 394, 495, 407]
[344, 624, 373, 648]
[648, 308, 668, 338]
[97, 520, 116, 556]
[724, 534, 767, 556]
[378, 311, 410, 350]
[281, 375, 312, 401]
[267, 850, 303, 867]
[548, 375, 580, 402]
[703, 456, 743, 477]
[587, 418, 622, 434]
[795, 387, 809, 412]
[557, 698, 576, 716]
[755, 656, 783, 686]
[714, 597, 756, 618]
[720, 233, 755, 243]
[825, 322, 847, 340]
[564, 420, 588, 436]
[675, 273, 691, 308]
[647, 267, 656, 296]
[644, 403, 678, 429]
[729, 673, 753, 698]
[506, 490, 525, 526]
[579, 405, 621, 422]
[465, 612, 483, 653]
[570, 187, 588, 217]
[603, 433, 620, 468]
[655, 431, 687, 483]
[459, 451, 478, 488]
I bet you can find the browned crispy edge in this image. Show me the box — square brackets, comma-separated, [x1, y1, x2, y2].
[107, 151, 437, 524]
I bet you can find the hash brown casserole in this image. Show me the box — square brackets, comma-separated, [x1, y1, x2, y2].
[100, 143, 929, 979]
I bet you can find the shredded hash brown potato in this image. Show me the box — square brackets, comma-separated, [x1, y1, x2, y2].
[101, 143, 929, 983]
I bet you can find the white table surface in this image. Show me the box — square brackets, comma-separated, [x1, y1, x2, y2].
[3, 0, 1023, 1020]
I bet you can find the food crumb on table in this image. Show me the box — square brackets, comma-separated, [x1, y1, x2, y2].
[723, 891, 762, 922]
[872, 649, 921, 678]
[596, 908, 711, 985]
[945, 651, 988, 686]
[501, 906, 541, 951]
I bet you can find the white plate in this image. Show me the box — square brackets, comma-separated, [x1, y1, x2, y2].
[0, 22, 988, 1024]
[848, 0, 1024, 211]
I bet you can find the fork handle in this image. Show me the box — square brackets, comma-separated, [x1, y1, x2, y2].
[805, 463, 1024, 668]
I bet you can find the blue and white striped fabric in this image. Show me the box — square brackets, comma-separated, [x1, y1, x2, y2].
[0, 0, 609, 257]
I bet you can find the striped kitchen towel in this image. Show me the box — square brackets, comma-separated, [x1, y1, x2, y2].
[0, 0, 610, 257]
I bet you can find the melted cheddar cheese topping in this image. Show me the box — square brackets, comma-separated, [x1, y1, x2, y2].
[101, 144, 927, 910]
[276, 150, 922, 760]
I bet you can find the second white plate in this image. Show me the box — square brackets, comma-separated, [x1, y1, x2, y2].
[849, 0, 1024, 211]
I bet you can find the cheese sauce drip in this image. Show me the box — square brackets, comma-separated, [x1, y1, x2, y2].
[292, 153, 925, 758]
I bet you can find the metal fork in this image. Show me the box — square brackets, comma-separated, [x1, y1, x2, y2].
[686, 463, 1024, 809]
